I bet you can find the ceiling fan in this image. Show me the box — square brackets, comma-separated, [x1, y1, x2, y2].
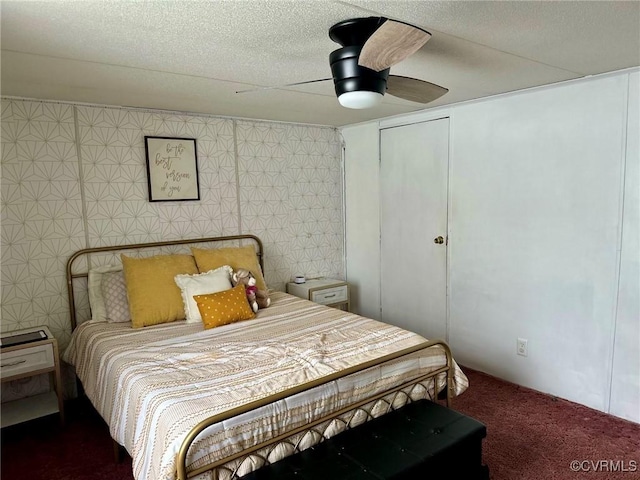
[238, 17, 448, 109]
[328, 16, 448, 109]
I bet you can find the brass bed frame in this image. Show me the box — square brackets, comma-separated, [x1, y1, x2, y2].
[65, 234, 456, 480]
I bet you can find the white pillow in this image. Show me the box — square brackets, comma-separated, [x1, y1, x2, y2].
[175, 265, 233, 323]
[88, 265, 122, 322]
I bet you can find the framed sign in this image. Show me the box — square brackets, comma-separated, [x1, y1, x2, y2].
[144, 136, 200, 202]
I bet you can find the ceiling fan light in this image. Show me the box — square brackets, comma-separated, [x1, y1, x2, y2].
[338, 90, 383, 109]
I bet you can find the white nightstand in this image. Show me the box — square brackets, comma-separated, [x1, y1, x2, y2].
[286, 278, 350, 312]
[1, 326, 65, 427]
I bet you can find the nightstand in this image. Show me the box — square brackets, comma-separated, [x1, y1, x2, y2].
[1, 326, 64, 427]
[286, 278, 350, 311]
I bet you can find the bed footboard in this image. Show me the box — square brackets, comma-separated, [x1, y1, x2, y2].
[176, 339, 455, 480]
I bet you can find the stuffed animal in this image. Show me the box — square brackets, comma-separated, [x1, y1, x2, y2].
[231, 269, 271, 313]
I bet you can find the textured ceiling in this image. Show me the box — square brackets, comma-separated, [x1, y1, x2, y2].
[1, 1, 639, 126]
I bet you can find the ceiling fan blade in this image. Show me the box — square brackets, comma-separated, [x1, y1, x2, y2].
[386, 75, 448, 104]
[358, 20, 431, 72]
[236, 78, 332, 94]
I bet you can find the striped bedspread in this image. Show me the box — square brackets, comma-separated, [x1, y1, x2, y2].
[63, 292, 468, 480]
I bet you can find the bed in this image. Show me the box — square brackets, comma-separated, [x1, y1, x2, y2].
[62, 235, 469, 480]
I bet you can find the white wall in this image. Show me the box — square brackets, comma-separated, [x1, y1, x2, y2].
[448, 74, 628, 414]
[342, 69, 640, 422]
[342, 124, 381, 320]
[609, 71, 640, 422]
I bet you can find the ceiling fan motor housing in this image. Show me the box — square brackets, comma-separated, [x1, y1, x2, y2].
[330, 45, 389, 97]
[329, 17, 390, 98]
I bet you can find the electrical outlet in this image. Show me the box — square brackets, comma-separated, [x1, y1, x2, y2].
[517, 338, 528, 357]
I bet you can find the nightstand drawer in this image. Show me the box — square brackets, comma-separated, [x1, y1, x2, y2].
[311, 285, 348, 305]
[0, 344, 54, 380]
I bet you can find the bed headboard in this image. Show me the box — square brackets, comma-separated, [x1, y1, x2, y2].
[65, 234, 263, 331]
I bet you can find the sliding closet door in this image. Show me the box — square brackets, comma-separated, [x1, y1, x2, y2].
[380, 118, 449, 340]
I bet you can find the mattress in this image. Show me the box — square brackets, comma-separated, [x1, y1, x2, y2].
[63, 292, 468, 480]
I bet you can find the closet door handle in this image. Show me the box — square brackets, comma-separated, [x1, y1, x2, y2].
[434, 236, 444, 244]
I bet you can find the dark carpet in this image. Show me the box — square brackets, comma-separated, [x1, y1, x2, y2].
[454, 369, 640, 480]
[1, 368, 638, 480]
[1, 398, 133, 480]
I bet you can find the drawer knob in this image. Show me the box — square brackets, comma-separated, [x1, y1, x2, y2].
[324, 293, 337, 298]
[1, 359, 26, 368]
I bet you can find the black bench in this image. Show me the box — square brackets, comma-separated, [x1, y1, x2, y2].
[243, 399, 489, 480]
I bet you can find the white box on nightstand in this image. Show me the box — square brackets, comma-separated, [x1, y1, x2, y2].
[286, 278, 350, 311]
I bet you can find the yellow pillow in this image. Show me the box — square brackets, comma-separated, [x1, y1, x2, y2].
[121, 253, 198, 328]
[194, 284, 255, 329]
[191, 245, 267, 291]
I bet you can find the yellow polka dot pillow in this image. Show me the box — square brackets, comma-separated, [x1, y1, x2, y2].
[194, 284, 255, 329]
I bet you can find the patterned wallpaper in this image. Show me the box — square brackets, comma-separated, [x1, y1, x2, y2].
[1, 99, 345, 358]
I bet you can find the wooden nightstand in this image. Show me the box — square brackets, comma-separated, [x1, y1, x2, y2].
[286, 278, 350, 312]
[1, 326, 64, 427]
